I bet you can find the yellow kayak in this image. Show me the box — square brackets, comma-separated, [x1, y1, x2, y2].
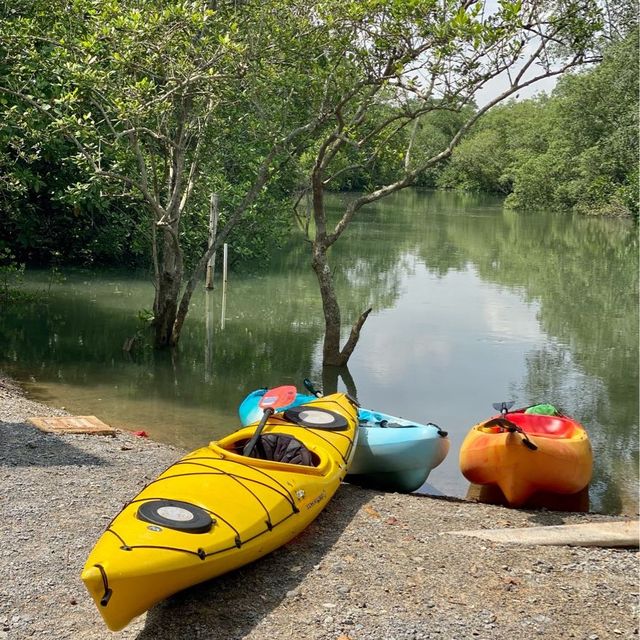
[82, 393, 358, 631]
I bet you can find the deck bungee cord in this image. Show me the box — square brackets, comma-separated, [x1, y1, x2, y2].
[99, 423, 356, 560]
[179, 456, 300, 508]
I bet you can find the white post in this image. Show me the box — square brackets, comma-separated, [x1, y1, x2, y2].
[205, 193, 219, 290]
[221, 242, 228, 329]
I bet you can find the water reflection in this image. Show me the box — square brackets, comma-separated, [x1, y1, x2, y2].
[0, 190, 637, 515]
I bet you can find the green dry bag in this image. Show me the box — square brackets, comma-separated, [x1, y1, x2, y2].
[524, 403, 559, 416]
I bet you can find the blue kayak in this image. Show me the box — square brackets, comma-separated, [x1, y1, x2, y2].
[238, 389, 450, 492]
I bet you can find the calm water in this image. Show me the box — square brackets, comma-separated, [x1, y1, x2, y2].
[1, 190, 638, 515]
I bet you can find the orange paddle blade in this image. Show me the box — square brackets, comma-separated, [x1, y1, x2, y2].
[258, 385, 297, 411]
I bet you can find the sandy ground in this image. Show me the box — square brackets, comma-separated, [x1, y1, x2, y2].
[1, 375, 638, 640]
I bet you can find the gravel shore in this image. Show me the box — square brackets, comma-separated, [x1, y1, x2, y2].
[1, 375, 638, 640]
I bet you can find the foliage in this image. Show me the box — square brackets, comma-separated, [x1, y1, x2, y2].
[0, 0, 617, 357]
[0, 1, 303, 263]
[440, 28, 639, 218]
[439, 100, 548, 194]
[293, 0, 604, 364]
[0, 247, 26, 301]
[0, 0, 323, 345]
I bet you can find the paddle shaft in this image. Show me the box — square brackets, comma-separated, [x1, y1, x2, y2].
[243, 407, 274, 456]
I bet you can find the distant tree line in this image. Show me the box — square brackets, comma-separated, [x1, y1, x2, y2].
[438, 28, 639, 218]
[326, 27, 638, 220]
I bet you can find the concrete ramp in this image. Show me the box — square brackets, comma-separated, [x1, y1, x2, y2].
[448, 520, 639, 548]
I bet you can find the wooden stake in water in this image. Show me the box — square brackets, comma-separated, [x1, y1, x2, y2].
[221, 242, 228, 329]
[204, 289, 214, 383]
[205, 193, 219, 290]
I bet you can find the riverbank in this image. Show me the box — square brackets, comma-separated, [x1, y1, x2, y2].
[1, 375, 638, 640]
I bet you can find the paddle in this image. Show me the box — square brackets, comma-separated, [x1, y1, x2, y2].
[303, 378, 322, 398]
[493, 401, 515, 416]
[243, 385, 297, 457]
[489, 400, 537, 450]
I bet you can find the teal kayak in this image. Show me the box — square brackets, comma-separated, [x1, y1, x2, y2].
[238, 388, 450, 492]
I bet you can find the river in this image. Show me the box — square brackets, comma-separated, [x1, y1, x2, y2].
[1, 190, 637, 515]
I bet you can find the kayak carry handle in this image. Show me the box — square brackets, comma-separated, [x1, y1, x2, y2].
[432, 423, 448, 437]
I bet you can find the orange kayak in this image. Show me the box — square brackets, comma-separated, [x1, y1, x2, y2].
[459, 407, 593, 507]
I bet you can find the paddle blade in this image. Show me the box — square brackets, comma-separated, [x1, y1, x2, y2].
[259, 385, 297, 411]
[492, 401, 515, 414]
[244, 385, 297, 457]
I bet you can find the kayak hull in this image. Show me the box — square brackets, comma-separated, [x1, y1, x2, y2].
[82, 393, 358, 631]
[459, 410, 593, 507]
[239, 390, 449, 493]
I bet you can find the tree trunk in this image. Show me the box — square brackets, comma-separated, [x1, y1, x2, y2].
[311, 241, 371, 367]
[310, 163, 372, 367]
[153, 276, 179, 347]
[311, 242, 344, 365]
[153, 228, 183, 348]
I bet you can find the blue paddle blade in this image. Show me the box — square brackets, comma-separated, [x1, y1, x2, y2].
[492, 401, 515, 414]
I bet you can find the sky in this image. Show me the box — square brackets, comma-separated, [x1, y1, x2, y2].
[473, 0, 562, 106]
[475, 72, 559, 107]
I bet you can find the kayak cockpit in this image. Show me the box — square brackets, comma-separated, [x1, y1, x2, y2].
[506, 413, 577, 438]
[226, 433, 321, 467]
[210, 436, 330, 476]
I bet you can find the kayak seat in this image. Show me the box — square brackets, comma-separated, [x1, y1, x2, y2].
[246, 433, 316, 466]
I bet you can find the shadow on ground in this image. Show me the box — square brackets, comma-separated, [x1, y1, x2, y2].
[137, 485, 375, 640]
[0, 421, 107, 467]
[465, 482, 591, 523]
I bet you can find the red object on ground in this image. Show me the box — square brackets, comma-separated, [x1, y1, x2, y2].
[133, 430, 149, 438]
